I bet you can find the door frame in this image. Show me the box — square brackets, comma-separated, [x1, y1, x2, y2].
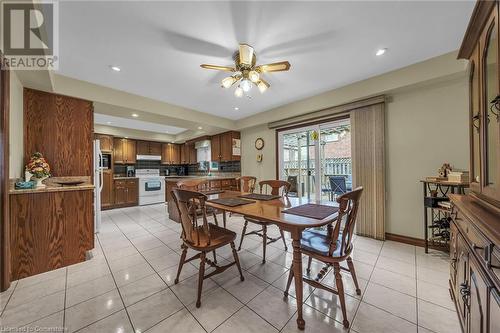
[276, 116, 351, 201]
[0, 53, 10, 292]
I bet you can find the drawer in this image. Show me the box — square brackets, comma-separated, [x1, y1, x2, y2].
[115, 180, 126, 186]
[126, 179, 137, 186]
[209, 180, 221, 189]
[453, 209, 492, 265]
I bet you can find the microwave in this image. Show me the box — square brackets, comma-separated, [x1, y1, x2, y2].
[100, 153, 112, 169]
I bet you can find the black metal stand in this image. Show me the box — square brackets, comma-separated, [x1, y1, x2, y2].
[421, 180, 468, 253]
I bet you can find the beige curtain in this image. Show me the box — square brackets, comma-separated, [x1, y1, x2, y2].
[351, 103, 386, 240]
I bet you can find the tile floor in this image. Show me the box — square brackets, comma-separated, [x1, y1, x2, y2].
[0, 204, 460, 333]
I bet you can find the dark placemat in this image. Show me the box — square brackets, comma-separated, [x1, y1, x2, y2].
[283, 204, 339, 220]
[208, 198, 255, 207]
[238, 193, 281, 201]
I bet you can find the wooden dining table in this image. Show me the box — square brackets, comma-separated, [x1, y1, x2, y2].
[204, 190, 339, 330]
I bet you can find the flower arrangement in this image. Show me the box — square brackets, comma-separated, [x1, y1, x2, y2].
[25, 152, 51, 179]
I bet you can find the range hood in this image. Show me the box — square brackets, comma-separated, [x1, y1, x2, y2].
[195, 140, 211, 162]
[136, 154, 161, 161]
[195, 140, 211, 149]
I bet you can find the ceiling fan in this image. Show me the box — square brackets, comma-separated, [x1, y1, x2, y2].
[200, 44, 291, 97]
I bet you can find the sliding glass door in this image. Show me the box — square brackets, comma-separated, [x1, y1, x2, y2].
[278, 119, 351, 201]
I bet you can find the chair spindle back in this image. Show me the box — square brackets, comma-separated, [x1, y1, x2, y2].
[236, 176, 257, 192]
[259, 180, 291, 196]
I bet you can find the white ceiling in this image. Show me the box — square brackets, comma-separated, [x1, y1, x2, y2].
[94, 113, 186, 135]
[57, 1, 474, 121]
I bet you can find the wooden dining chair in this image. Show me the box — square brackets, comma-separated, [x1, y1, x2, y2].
[177, 179, 226, 227]
[172, 188, 244, 307]
[238, 180, 291, 263]
[235, 176, 257, 193]
[284, 187, 363, 329]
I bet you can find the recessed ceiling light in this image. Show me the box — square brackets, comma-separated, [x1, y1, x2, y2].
[376, 48, 387, 56]
[197, 126, 203, 130]
[110, 65, 121, 72]
[125, 136, 128, 139]
[234, 107, 239, 111]
[131, 113, 139, 118]
[106, 121, 111, 125]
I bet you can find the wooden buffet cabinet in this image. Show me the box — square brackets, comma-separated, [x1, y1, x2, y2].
[450, 2, 500, 332]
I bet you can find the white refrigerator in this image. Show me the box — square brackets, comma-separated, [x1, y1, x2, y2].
[93, 140, 103, 233]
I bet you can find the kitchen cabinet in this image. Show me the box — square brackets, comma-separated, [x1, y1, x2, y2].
[137, 140, 161, 156]
[113, 138, 136, 164]
[101, 170, 113, 209]
[161, 143, 181, 165]
[113, 179, 138, 207]
[188, 142, 197, 164]
[24, 88, 93, 177]
[179, 142, 197, 164]
[211, 131, 240, 162]
[94, 134, 113, 152]
[459, 0, 500, 205]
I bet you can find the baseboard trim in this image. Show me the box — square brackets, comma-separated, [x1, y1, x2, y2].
[385, 233, 426, 247]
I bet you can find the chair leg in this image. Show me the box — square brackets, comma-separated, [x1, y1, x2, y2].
[346, 256, 361, 295]
[334, 263, 349, 328]
[262, 224, 267, 264]
[306, 256, 313, 275]
[231, 242, 244, 282]
[212, 250, 217, 264]
[212, 212, 219, 226]
[279, 229, 288, 251]
[175, 245, 188, 284]
[284, 264, 294, 297]
[238, 220, 248, 251]
[196, 252, 206, 308]
[223, 211, 227, 229]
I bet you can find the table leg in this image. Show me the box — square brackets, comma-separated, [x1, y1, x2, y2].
[291, 228, 305, 330]
[223, 211, 227, 228]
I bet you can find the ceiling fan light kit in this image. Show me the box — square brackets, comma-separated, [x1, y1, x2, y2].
[201, 43, 290, 98]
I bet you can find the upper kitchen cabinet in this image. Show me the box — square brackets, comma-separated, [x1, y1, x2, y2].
[137, 140, 162, 156]
[161, 143, 181, 165]
[24, 88, 93, 177]
[459, 1, 500, 206]
[94, 134, 113, 152]
[113, 138, 136, 164]
[211, 131, 241, 162]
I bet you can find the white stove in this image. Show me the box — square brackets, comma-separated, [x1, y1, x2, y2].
[136, 169, 165, 206]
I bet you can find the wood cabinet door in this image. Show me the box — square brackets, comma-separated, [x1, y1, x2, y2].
[101, 171, 113, 207]
[456, 233, 470, 328]
[113, 138, 124, 164]
[180, 144, 187, 164]
[95, 134, 113, 152]
[172, 144, 181, 164]
[150, 142, 162, 155]
[125, 139, 136, 164]
[136, 141, 149, 155]
[114, 181, 127, 205]
[480, 7, 500, 203]
[211, 135, 221, 161]
[490, 288, 500, 333]
[468, 258, 490, 333]
[161, 143, 169, 164]
[220, 132, 233, 162]
[189, 142, 197, 164]
[126, 180, 138, 205]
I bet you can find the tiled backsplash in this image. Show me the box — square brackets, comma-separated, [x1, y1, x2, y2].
[114, 160, 240, 176]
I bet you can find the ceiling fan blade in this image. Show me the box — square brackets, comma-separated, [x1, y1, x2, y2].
[256, 79, 270, 93]
[239, 44, 255, 66]
[256, 61, 291, 73]
[200, 64, 236, 72]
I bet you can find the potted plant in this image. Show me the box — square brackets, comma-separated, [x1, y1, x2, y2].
[25, 152, 51, 188]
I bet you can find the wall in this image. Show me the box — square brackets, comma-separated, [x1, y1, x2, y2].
[386, 77, 468, 238]
[241, 75, 468, 239]
[9, 72, 23, 178]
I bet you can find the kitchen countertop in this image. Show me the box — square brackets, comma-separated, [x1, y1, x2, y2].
[113, 176, 138, 180]
[165, 175, 239, 181]
[9, 176, 94, 195]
